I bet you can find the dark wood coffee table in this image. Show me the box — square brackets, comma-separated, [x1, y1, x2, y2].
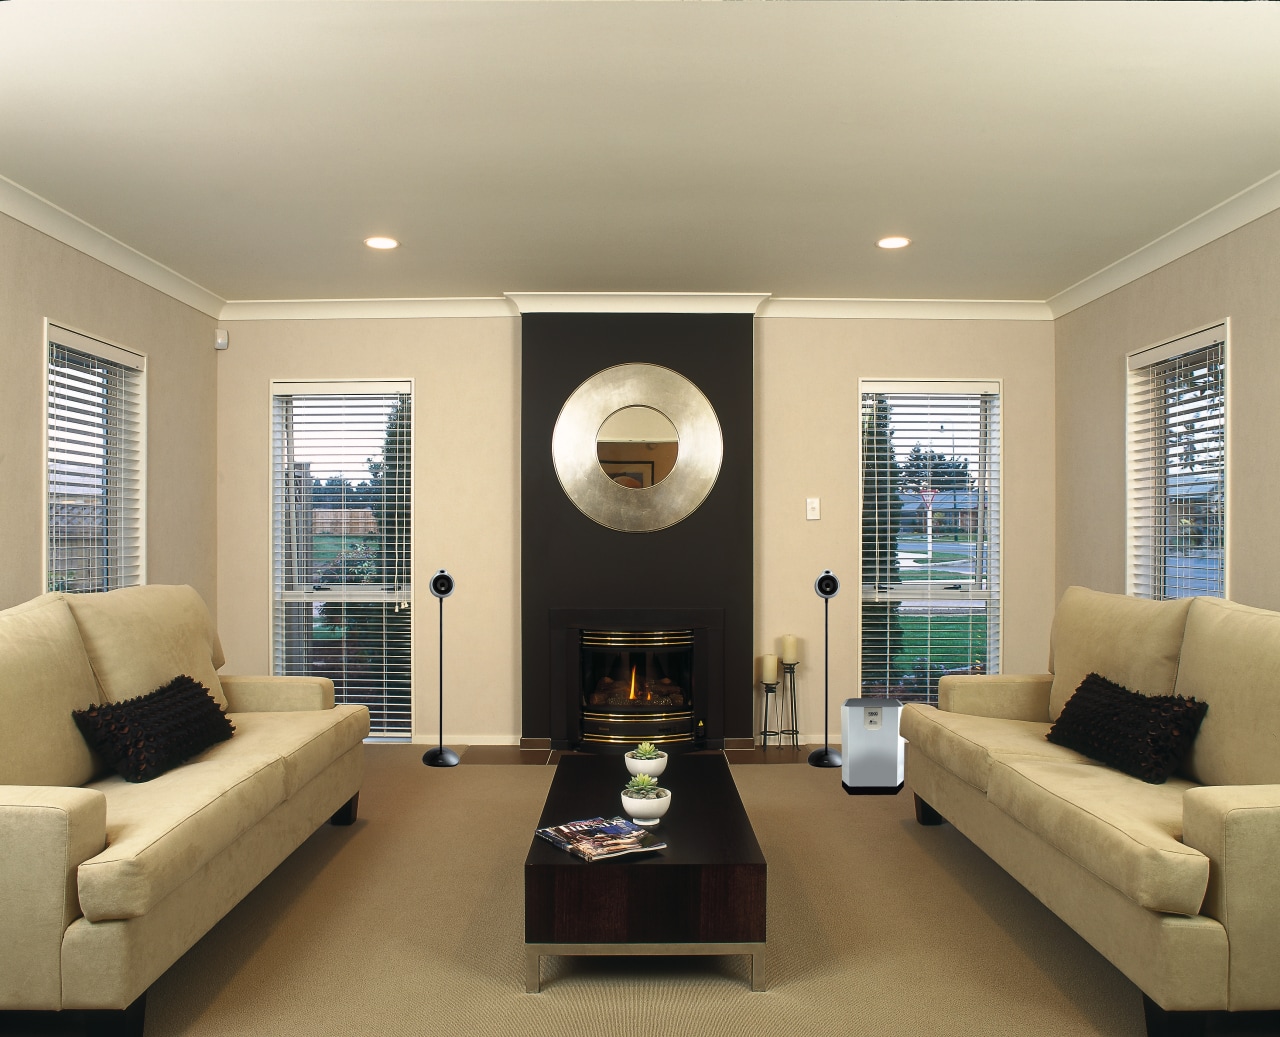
[524, 752, 767, 992]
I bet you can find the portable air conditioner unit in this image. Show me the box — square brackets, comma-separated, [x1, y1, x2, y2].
[841, 698, 905, 794]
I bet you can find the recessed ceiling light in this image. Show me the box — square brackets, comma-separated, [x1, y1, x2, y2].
[364, 236, 399, 250]
[877, 236, 911, 250]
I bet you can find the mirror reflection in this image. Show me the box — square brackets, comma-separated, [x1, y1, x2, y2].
[596, 406, 679, 489]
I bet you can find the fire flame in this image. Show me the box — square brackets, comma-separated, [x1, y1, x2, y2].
[629, 665, 637, 700]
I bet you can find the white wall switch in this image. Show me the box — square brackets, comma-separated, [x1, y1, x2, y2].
[806, 497, 820, 520]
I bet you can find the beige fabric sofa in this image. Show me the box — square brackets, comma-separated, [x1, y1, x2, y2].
[0, 585, 369, 1033]
[902, 586, 1280, 1037]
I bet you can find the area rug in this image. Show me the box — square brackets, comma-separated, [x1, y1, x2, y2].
[137, 745, 1262, 1037]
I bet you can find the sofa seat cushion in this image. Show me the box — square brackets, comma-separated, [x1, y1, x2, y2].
[223, 705, 370, 797]
[987, 757, 1208, 915]
[902, 703, 1090, 793]
[77, 749, 287, 921]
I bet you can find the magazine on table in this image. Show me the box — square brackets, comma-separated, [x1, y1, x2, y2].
[536, 815, 667, 861]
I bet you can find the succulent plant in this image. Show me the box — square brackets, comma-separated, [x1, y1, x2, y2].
[623, 773, 669, 800]
[629, 741, 663, 761]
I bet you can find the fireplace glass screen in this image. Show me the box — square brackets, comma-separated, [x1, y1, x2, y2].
[580, 629, 695, 745]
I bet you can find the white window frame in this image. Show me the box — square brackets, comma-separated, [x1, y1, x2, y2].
[44, 322, 146, 593]
[858, 380, 1003, 703]
[1126, 323, 1228, 601]
[270, 380, 414, 739]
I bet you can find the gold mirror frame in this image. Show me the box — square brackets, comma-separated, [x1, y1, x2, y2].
[552, 363, 723, 532]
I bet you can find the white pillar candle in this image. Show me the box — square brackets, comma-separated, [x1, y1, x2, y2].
[761, 654, 778, 684]
[781, 634, 799, 664]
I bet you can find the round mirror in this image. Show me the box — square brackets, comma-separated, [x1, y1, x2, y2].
[597, 406, 679, 489]
[552, 363, 723, 532]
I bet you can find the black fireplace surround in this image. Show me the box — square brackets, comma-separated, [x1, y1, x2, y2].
[521, 313, 754, 751]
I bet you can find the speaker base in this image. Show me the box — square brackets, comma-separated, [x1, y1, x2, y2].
[422, 746, 460, 767]
[808, 746, 842, 768]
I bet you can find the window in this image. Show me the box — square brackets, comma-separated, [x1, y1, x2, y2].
[272, 383, 412, 738]
[860, 382, 1001, 704]
[1127, 325, 1226, 600]
[45, 325, 145, 593]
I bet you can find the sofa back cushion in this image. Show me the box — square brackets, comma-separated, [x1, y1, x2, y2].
[1048, 587, 1192, 719]
[64, 585, 227, 707]
[1175, 596, 1280, 786]
[0, 593, 105, 786]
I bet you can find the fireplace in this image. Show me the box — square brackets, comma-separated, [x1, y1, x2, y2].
[580, 629, 696, 746]
[549, 608, 723, 751]
[521, 313, 753, 751]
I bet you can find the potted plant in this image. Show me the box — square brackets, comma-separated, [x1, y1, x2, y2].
[621, 773, 672, 826]
[624, 740, 668, 778]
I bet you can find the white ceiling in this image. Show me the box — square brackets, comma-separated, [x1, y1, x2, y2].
[3, 1, 1280, 317]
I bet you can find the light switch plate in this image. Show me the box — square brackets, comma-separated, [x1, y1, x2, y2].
[806, 497, 820, 520]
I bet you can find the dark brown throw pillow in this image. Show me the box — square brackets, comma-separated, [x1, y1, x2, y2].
[72, 675, 234, 783]
[1046, 672, 1207, 784]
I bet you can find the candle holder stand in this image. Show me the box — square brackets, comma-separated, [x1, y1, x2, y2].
[780, 662, 800, 748]
[758, 681, 780, 747]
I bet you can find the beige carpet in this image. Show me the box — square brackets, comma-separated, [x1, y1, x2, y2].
[131, 746, 1266, 1037]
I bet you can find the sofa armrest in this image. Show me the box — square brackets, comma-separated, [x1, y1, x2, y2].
[219, 674, 336, 712]
[0, 786, 107, 1009]
[937, 673, 1053, 722]
[1182, 784, 1280, 1010]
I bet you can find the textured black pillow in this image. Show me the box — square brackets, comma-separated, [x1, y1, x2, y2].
[72, 675, 235, 783]
[1046, 672, 1207, 784]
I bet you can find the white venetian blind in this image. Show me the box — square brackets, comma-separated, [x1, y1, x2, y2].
[46, 325, 146, 593]
[1127, 326, 1226, 600]
[860, 383, 1001, 704]
[272, 382, 413, 738]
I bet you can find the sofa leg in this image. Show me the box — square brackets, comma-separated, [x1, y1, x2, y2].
[913, 793, 945, 826]
[330, 792, 359, 826]
[1142, 995, 1207, 1037]
[75, 993, 147, 1037]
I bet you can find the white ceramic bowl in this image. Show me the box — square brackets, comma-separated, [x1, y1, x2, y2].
[621, 788, 672, 826]
[624, 751, 668, 778]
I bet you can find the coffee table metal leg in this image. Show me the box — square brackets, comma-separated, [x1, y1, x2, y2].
[524, 943, 765, 991]
[525, 947, 542, 993]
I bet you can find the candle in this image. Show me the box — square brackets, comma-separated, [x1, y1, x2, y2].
[781, 635, 799, 664]
[761, 654, 778, 684]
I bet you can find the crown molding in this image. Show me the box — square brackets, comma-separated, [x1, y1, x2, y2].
[757, 298, 1052, 321]
[0, 174, 225, 319]
[218, 297, 518, 321]
[8, 162, 1279, 325]
[1048, 168, 1280, 318]
[505, 292, 771, 314]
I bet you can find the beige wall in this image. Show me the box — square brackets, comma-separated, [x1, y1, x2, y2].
[0, 213, 218, 612]
[218, 313, 1056, 746]
[1055, 207, 1280, 610]
[754, 317, 1058, 740]
[214, 317, 521, 744]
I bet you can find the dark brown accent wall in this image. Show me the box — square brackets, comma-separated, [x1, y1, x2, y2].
[520, 313, 754, 748]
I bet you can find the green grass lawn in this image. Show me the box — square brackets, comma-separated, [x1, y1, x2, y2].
[894, 612, 988, 671]
[311, 533, 379, 566]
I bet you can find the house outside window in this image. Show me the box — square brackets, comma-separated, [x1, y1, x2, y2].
[1127, 325, 1227, 601]
[860, 382, 1001, 705]
[45, 325, 145, 593]
[271, 382, 413, 738]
